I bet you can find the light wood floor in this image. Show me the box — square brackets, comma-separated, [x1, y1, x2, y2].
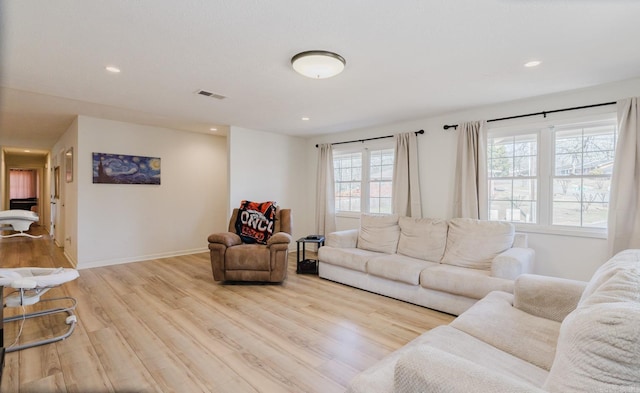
[1, 227, 454, 393]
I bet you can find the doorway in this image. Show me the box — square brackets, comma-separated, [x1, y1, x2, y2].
[2, 149, 50, 233]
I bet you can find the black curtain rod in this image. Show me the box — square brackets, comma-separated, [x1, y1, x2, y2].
[442, 101, 617, 130]
[315, 129, 424, 148]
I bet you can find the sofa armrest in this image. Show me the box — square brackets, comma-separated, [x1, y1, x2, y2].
[267, 232, 292, 246]
[491, 247, 535, 280]
[325, 229, 358, 248]
[513, 274, 587, 322]
[394, 346, 545, 393]
[207, 232, 242, 248]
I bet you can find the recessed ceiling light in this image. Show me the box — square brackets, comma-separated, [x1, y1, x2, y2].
[105, 65, 121, 73]
[524, 60, 542, 68]
[24, 150, 31, 153]
[210, 127, 218, 131]
[291, 51, 346, 79]
[302, 117, 310, 121]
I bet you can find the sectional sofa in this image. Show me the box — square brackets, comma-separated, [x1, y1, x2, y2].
[318, 214, 535, 315]
[347, 249, 640, 393]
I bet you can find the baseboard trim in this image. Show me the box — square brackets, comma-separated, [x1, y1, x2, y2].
[77, 247, 208, 270]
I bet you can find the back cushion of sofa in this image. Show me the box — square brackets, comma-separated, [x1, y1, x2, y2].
[441, 218, 514, 270]
[578, 249, 640, 306]
[397, 217, 448, 262]
[544, 267, 640, 393]
[357, 213, 400, 254]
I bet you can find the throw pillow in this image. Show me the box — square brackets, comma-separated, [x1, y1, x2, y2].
[357, 213, 400, 254]
[441, 218, 514, 270]
[397, 217, 448, 262]
[234, 200, 277, 244]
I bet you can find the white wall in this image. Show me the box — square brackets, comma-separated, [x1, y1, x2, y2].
[228, 126, 309, 242]
[76, 116, 227, 269]
[308, 77, 640, 281]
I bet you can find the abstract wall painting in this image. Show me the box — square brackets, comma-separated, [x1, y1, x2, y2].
[92, 153, 161, 185]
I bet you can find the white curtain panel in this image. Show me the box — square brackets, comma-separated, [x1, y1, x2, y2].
[608, 97, 640, 255]
[393, 131, 422, 217]
[454, 121, 488, 220]
[315, 143, 336, 236]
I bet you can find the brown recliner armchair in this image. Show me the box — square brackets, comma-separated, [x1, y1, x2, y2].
[208, 208, 292, 282]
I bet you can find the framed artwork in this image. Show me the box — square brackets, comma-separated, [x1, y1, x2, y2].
[65, 148, 73, 182]
[92, 152, 161, 185]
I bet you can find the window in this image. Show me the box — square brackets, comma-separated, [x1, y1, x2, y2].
[552, 122, 616, 228]
[10, 169, 38, 199]
[488, 133, 538, 223]
[334, 146, 394, 214]
[487, 115, 617, 233]
[334, 152, 362, 212]
[368, 149, 394, 213]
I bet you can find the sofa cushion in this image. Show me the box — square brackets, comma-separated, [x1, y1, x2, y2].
[420, 264, 514, 299]
[578, 248, 640, 306]
[545, 302, 640, 392]
[357, 213, 400, 254]
[396, 217, 448, 262]
[347, 325, 548, 393]
[412, 326, 549, 387]
[450, 291, 561, 371]
[367, 254, 438, 285]
[394, 346, 546, 393]
[317, 246, 381, 273]
[582, 268, 640, 307]
[441, 218, 514, 270]
[544, 266, 640, 393]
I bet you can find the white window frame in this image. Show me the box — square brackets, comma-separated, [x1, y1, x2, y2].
[333, 140, 394, 217]
[487, 130, 539, 224]
[487, 112, 617, 238]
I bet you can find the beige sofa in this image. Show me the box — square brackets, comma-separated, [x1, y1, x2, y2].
[318, 214, 535, 315]
[347, 249, 640, 393]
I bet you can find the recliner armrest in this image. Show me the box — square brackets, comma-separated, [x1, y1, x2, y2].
[207, 232, 242, 248]
[267, 232, 292, 246]
[325, 229, 358, 248]
[491, 247, 535, 280]
[513, 274, 587, 322]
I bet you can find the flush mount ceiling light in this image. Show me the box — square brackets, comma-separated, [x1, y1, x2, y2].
[524, 60, 542, 68]
[291, 50, 346, 79]
[105, 65, 121, 73]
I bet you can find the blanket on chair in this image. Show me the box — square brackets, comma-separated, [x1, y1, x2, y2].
[235, 200, 277, 244]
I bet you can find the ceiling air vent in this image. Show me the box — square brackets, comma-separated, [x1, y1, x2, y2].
[196, 89, 226, 100]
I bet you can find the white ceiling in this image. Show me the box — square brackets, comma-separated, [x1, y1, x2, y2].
[2, 0, 640, 149]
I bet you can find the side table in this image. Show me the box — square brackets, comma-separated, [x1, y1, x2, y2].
[296, 236, 325, 274]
